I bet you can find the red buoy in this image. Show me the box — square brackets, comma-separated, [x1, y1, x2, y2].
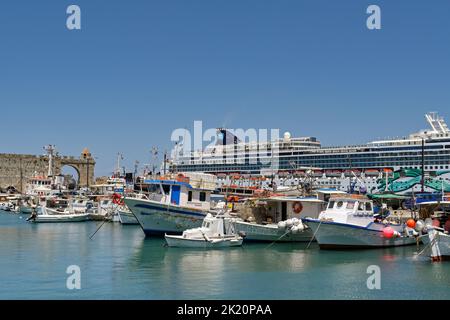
[406, 219, 416, 229]
[383, 227, 395, 239]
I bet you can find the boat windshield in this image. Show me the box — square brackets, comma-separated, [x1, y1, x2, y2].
[202, 221, 210, 228]
[328, 201, 335, 209]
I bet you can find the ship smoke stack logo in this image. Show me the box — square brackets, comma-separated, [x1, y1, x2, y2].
[171, 121, 280, 171]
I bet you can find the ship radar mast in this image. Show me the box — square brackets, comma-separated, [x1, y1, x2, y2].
[425, 112, 449, 134]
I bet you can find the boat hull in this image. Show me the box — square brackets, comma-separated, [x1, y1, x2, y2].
[118, 210, 138, 225]
[234, 221, 315, 242]
[124, 198, 206, 236]
[165, 235, 243, 248]
[32, 213, 91, 223]
[422, 228, 450, 261]
[304, 219, 417, 249]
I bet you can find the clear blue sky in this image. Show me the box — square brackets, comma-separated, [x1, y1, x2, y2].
[1, 0, 449, 176]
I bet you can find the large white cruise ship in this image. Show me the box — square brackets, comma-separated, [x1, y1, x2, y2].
[168, 113, 450, 194]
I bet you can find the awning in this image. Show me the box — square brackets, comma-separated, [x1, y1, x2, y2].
[368, 194, 409, 200]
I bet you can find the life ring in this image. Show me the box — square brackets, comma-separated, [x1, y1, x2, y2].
[112, 193, 123, 205]
[293, 202, 303, 214]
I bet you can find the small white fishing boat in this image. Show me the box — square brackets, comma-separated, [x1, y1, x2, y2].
[30, 211, 91, 223]
[417, 201, 450, 261]
[165, 213, 243, 248]
[422, 226, 450, 261]
[304, 195, 419, 249]
[28, 199, 91, 223]
[124, 173, 219, 236]
[233, 197, 325, 242]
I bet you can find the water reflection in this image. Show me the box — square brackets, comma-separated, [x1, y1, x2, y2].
[1, 211, 449, 300]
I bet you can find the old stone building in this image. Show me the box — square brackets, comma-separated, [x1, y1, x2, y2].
[0, 149, 95, 191]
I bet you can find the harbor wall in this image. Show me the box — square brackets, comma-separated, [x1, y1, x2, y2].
[0, 150, 95, 191]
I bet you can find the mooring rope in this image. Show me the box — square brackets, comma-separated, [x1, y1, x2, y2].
[306, 220, 323, 249]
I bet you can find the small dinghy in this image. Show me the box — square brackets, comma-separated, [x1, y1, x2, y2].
[165, 212, 243, 248]
[28, 207, 91, 223]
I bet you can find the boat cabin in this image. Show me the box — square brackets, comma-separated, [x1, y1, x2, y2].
[318, 196, 375, 225]
[194, 213, 236, 238]
[240, 196, 325, 224]
[417, 201, 450, 231]
[45, 198, 70, 211]
[143, 178, 215, 211]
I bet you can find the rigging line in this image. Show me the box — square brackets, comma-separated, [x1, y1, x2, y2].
[306, 220, 323, 249]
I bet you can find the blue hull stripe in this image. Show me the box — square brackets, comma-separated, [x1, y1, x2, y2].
[303, 218, 401, 232]
[134, 203, 206, 217]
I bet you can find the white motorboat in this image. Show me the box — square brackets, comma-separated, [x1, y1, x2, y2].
[304, 195, 419, 249]
[165, 213, 243, 248]
[233, 197, 325, 242]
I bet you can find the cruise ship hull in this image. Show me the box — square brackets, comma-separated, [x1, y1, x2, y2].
[304, 219, 417, 249]
[124, 198, 206, 236]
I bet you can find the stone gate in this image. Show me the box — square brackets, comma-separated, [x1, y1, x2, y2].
[0, 148, 95, 191]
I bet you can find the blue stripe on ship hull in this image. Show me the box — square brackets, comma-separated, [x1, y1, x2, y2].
[134, 203, 206, 217]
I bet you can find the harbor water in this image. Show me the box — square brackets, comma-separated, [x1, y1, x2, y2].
[0, 211, 449, 300]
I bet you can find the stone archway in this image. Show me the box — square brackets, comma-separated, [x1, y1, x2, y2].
[57, 149, 95, 187]
[0, 148, 96, 190]
[60, 165, 81, 189]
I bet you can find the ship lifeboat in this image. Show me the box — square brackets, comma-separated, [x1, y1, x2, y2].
[176, 173, 190, 183]
[365, 169, 380, 176]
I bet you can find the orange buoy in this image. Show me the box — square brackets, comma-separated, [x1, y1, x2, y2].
[406, 219, 416, 229]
